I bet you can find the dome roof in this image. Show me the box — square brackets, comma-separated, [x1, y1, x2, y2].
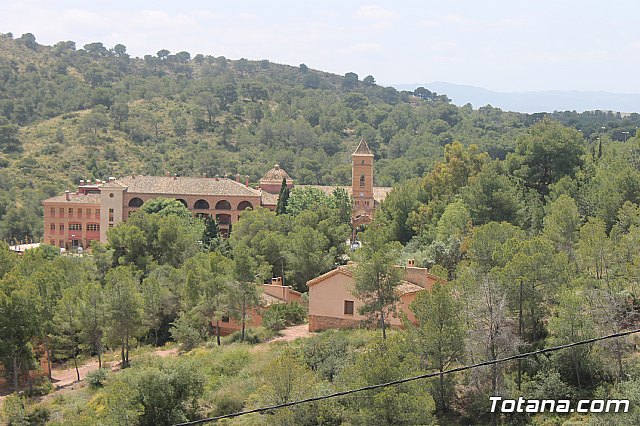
[260, 164, 292, 183]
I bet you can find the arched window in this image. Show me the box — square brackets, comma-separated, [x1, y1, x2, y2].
[359, 174, 365, 188]
[176, 199, 188, 207]
[216, 214, 231, 225]
[128, 197, 143, 207]
[194, 199, 210, 209]
[237, 201, 253, 211]
[215, 200, 231, 210]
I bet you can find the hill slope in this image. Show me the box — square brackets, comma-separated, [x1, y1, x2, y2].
[0, 32, 639, 242]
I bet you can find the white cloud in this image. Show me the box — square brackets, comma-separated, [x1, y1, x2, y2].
[355, 5, 397, 20]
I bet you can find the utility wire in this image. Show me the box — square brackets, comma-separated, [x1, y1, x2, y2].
[174, 327, 640, 426]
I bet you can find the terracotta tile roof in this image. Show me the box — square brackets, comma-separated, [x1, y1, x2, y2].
[43, 193, 101, 204]
[261, 191, 279, 206]
[297, 185, 393, 204]
[261, 292, 286, 306]
[102, 176, 261, 197]
[397, 281, 424, 295]
[353, 138, 373, 155]
[307, 265, 354, 287]
[260, 164, 293, 183]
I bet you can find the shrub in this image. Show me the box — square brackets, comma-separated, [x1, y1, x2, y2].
[224, 327, 274, 345]
[26, 375, 53, 397]
[211, 391, 244, 417]
[262, 302, 307, 332]
[86, 368, 109, 389]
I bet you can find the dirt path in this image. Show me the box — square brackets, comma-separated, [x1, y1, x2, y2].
[268, 323, 313, 343]
[50, 347, 179, 390]
[1, 326, 306, 404]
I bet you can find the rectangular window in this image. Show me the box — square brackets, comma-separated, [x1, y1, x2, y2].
[344, 300, 354, 315]
[222, 316, 230, 323]
[60, 224, 65, 231]
[50, 223, 55, 230]
[86, 223, 100, 231]
[59, 240, 65, 248]
[69, 223, 82, 231]
[96, 208, 100, 216]
[78, 208, 82, 216]
[68, 208, 73, 215]
[87, 209, 91, 217]
[59, 208, 64, 216]
[109, 223, 114, 228]
[109, 208, 114, 222]
[50, 207, 55, 216]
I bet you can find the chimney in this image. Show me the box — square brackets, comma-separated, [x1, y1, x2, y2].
[80, 179, 85, 185]
[235, 173, 240, 182]
[407, 259, 415, 267]
[271, 278, 278, 285]
[65, 190, 70, 201]
[245, 175, 249, 187]
[108, 177, 116, 181]
[277, 277, 283, 285]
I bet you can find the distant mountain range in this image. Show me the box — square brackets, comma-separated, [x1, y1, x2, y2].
[391, 82, 640, 114]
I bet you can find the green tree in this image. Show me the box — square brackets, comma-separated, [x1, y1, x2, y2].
[0, 272, 41, 390]
[141, 276, 172, 346]
[576, 217, 610, 280]
[30, 265, 66, 380]
[543, 194, 581, 259]
[510, 118, 584, 197]
[139, 197, 192, 218]
[410, 282, 465, 412]
[104, 266, 143, 368]
[110, 100, 129, 130]
[363, 75, 376, 86]
[53, 286, 83, 382]
[229, 244, 266, 342]
[548, 288, 598, 388]
[0, 117, 21, 153]
[340, 337, 437, 425]
[352, 224, 403, 339]
[275, 178, 290, 215]
[342, 72, 359, 91]
[78, 281, 105, 368]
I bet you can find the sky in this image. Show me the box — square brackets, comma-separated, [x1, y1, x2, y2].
[1, 0, 639, 93]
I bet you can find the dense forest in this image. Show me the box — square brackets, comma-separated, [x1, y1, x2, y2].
[2, 32, 640, 425]
[0, 32, 639, 243]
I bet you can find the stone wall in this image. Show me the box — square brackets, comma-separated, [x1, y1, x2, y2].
[308, 315, 362, 332]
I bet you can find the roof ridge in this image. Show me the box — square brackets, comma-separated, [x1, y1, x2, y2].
[353, 138, 373, 155]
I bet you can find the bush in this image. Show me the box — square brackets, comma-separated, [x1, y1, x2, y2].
[86, 368, 109, 389]
[26, 375, 53, 397]
[211, 391, 244, 417]
[224, 327, 274, 345]
[262, 302, 307, 332]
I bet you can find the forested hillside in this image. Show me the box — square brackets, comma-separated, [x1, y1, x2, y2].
[4, 31, 640, 425]
[1, 32, 639, 242]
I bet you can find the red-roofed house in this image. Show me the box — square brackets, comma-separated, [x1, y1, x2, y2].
[307, 260, 443, 332]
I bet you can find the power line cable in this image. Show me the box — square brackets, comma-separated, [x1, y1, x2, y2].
[174, 327, 640, 426]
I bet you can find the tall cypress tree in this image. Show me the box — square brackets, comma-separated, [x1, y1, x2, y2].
[276, 178, 290, 215]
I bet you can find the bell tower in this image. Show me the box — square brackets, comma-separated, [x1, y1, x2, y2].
[351, 138, 375, 227]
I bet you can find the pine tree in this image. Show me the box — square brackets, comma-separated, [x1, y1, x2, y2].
[202, 216, 220, 250]
[276, 178, 290, 215]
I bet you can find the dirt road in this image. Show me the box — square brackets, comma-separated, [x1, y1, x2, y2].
[268, 323, 313, 343]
